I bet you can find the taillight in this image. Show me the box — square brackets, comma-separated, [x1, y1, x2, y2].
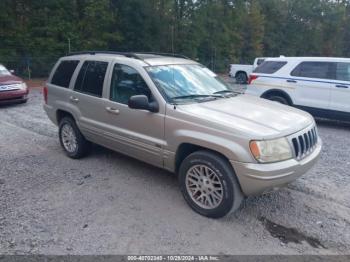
[248, 75, 259, 84]
[43, 86, 48, 104]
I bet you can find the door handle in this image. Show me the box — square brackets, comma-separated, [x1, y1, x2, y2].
[69, 96, 79, 103]
[105, 107, 120, 115]
[287, 79, 297, 83]
[336, 85, 349, 89]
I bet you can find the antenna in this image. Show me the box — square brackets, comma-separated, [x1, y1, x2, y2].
[171, 25, 175, 55]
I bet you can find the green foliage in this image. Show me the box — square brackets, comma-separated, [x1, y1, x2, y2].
[0, 0, 349, 77]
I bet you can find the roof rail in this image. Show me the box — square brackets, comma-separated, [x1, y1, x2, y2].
[136, 52, 189, 59]
[66, 51, 142, 60]
[67, 51, 189, 60]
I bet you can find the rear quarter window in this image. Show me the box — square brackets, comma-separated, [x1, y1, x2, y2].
[291, 61, 335, 80]
[51, 60, 80, 88]
[253, 61, 287, 74]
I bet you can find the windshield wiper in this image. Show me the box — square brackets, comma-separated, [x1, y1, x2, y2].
[214, 90, 236, 94]
[213, 90, 240, 97]
[172, 94, 221, 100]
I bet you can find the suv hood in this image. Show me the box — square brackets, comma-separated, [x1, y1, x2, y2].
[177, 94, 314, 139]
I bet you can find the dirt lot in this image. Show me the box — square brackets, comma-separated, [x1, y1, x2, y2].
[0, 89, 349, 255]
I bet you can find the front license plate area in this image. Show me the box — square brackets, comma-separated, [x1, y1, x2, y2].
[0, 84, 21, 92]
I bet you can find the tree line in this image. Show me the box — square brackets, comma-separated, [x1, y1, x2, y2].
[0, 0, 350, 77]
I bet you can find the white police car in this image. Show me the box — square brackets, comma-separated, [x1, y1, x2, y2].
[246, 57, 350, 122]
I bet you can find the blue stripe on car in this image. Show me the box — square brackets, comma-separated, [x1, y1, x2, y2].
[256, 75, 349, 86]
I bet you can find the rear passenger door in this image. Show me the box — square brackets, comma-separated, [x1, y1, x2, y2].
[49, 59, 80, 108]
[329, 62, 350, 113]
[290, 61, 334, 110]
[71, 60, 110, 141]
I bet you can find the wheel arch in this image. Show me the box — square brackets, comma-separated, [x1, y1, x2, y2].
[235, 71, 248, 78]
[56, 109, 75, 124]
[261, 89, 293, 105]
[174, 143, 233, 175]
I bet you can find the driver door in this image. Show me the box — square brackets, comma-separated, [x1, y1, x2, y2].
[101, 63, 165, 167]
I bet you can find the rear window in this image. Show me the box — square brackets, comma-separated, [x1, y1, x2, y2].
[256, 59, 265, 66]
[51, 60, 79, 88]
[253, 61, 287, 74]
[74, 61, 108, 97]
[291, 62, 335, 79]
[336, 62, 350, 82]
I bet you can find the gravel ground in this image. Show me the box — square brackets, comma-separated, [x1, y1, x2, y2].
[0, 89, 349, 255]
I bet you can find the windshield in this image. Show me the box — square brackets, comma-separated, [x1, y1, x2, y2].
[0, 65, 11, 76]
[146, 64, 236, 103]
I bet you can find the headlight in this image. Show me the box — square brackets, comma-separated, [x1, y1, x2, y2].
[20, 82, 27, 90]
[250, 137, 292, 163]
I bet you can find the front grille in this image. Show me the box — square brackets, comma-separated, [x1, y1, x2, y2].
[291, 126, 318, 160]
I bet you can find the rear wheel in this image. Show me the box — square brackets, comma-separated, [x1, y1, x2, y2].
[59, 117, 91, 159]
[235, 72, 248, 84]
[179, 150, 243, 218]
[267, 95, 289, 105]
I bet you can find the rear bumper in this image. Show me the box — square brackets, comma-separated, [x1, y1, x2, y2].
[231, 140, 322, 196]
[0, 89, 29, 104]
[43, 104, 58, 125]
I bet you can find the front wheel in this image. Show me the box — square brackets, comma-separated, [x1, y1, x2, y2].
[179, 151, 243, 218]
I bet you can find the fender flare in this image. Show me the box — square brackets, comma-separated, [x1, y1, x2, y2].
[261, 89, 294, 105]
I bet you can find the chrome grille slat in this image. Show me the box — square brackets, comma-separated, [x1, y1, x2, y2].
[310, 130, 315, 147]
[304, 133, 309, 152]
[296, 137, 301, 158]
[291, 125, 318, 160]
[314, 128, 318, 144]
[299, 135, 305, 156]
[307, 131, 311, 150]
[307, 130, 315, 149]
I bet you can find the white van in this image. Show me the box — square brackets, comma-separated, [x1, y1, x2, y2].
[246, 57, 350, 121]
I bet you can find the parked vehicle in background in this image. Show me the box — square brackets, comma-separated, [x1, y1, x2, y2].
[229, 57, 267, 84]
[44, 51, 321, 218]
[0, 64, 28, 105]
[246, 57, 350, 122]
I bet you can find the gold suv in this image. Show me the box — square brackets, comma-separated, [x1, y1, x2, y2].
[44, 52, 322, 218]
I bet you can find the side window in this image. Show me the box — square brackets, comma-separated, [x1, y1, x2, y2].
[110, 64, 152, 104]
[253, 61, 287, 74]
[256, 59, 265, 66]
[74, 61, 108, 97]
[336, 63, 350, 82]
[51, 60, 79, 88]
[291, 62, 335, 80]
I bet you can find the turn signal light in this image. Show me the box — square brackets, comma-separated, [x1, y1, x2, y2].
[43, 86, 48, 104]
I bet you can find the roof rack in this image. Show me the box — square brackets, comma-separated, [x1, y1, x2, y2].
[66, 51, 189, 60]
[135, 52, 189, 59]
[66, 51, 141, 59]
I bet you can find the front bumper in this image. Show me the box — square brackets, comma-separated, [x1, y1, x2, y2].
[230, 140, 322, 196]
[0, 89, 29, 104]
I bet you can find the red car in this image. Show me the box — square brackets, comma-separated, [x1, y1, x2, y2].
[0, 64, 29, 105]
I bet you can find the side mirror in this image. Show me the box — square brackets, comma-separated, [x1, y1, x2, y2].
[128, 95, 159, 113]
[9, 70, 15, 74]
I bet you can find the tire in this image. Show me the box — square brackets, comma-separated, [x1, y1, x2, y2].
[267, 95, 289, 105]
[58, 117, 91, 159]
[178, 150, 243, 218]
[235, 72, 248, 84]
